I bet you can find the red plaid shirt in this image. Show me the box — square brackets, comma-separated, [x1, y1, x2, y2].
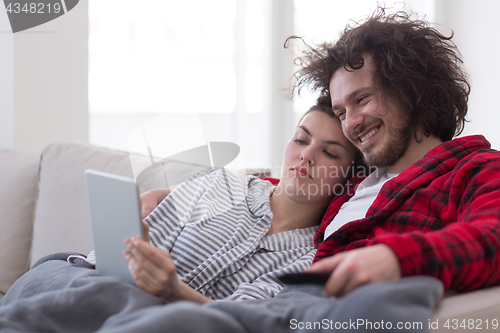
[314, 135, 500, 291]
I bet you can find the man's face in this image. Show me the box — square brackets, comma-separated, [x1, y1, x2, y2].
[329, 56, 413, 168]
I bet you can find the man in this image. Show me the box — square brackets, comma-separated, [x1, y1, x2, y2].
[130, 8, 500, 333]
[295, 10, 500, 297]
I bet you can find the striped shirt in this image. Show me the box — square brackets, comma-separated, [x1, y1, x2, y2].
[144, 168, 317, 301]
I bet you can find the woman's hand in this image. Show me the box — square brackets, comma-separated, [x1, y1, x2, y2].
[124, 237, 179, 299]
[141, 221, 150, 242]
[139, 189, 171, 219]
[123, 237, 213, 304]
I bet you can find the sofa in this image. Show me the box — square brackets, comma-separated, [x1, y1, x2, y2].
[1, 141, 500, 332]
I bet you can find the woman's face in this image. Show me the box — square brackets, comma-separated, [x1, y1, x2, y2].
[278, 110, 357, 204]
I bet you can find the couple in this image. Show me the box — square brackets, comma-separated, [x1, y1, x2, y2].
[0, 82, 366, 331]
[123, 95, 364, 303]
[125, 7, 500, 332]
[3, 7, 500, 333]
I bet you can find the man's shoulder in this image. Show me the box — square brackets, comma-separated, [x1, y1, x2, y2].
[426, 135, 500, 169]
[432, 138, 500, 191]
[446, 135, 496, 156]
[454, 143, 500, 168]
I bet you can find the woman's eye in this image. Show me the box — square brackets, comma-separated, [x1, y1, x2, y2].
[324, 151, 339, 159]
[294, 139, 307, 145]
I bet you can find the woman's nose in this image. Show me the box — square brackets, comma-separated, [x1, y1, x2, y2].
[300, 149, 315, 166]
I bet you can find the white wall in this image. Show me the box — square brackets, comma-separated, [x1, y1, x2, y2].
[0, 0, 88, 155]
[0, 6, 15, 150]
[2, 1, 500, 156]
[435, 0, 500, 149]
[270, 0, 295, 174]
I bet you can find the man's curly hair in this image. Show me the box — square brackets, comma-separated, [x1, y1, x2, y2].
[289, 7, 470, 142]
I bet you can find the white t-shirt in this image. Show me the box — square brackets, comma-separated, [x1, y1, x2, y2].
[323, 167, 399, 240]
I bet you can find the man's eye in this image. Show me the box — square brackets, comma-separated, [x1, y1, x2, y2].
[336, 111, 345, 120]
[357, 96, 368, 104]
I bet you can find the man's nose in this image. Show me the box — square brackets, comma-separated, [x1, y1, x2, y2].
[344, 108, 364, 135]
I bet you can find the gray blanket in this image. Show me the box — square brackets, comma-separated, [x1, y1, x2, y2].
[0, 259, 443, 332]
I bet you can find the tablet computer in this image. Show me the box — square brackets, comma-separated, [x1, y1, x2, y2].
[85, 169, 145, 283]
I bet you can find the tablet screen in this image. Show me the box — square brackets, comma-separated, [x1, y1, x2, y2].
[85, 169, 144, 283]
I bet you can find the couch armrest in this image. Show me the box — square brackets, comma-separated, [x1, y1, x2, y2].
[0, 150, 39, 299]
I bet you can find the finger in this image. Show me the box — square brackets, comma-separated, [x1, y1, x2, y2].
[140, 205, 154, 219]
[124, 238, 156, 267]
[128, 257, 162, 293]
[325, 256, 370, 297]
[329, 267, 360, 297]
[306, 253, 346, 273]
[305, 254, 349, 297]
[142, 221, 150, 242]
[323, 262, 352, 297]
[128, 239, 176, 275]
[126, 247, 168, 288]
[126, 247, 178, 298]
[140, 191, 159, 219]
[139, 199, 153, 220]
[140, 208, 147, 220]
[129, 238, 165, 262]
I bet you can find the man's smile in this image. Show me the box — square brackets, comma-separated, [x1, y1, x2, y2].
[360, 127, 379, 143]
[353, 123, 381, 146]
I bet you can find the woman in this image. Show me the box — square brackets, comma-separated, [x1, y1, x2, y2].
[124, 97, 363, 304]
[0, 98, 364, 333]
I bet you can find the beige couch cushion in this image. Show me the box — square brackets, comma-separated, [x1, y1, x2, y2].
[431, 286, 500, 332]
[30, 141, 224, 264]
[0, 150, 39, 299]
[30, 142, 142, 264]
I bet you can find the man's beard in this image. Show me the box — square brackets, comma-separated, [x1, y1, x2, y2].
[356, 117, 413, 168]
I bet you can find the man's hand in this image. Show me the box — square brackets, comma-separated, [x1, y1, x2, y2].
[306, 244, 401, 297]
[139, 189, 171, 219]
